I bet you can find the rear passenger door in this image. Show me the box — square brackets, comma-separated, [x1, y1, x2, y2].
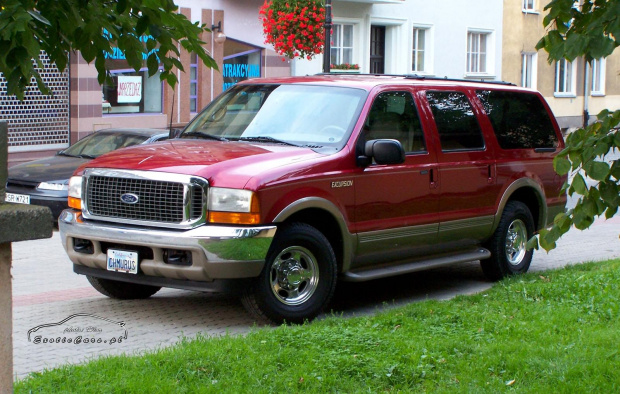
[420, 89, 500, 248]
[352, 89, 439, 268]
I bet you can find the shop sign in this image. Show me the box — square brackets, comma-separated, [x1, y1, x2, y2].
[103, 29, 159, 61]
[117, 76, 142, 103]
[223, 63, 261, 91]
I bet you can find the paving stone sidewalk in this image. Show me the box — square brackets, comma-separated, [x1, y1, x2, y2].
[11, 216, 620, 380]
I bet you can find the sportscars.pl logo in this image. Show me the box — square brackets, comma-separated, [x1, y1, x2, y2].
[27, 313, 128, 345]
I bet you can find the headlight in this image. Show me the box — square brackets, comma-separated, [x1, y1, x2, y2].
[208, 188, 253, 212]
[67, 176, 83, 209]
[207, 187, 260, 225]
[37, 182, 68, 191]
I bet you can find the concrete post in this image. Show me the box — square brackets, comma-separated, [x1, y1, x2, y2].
[0, 243, 12, 393]
[0, 121, 11, 394]
[0, 122, 53, 393]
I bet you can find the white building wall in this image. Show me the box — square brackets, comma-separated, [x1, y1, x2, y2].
[176, 0, 266, 47]
[293, 0, 504, 81]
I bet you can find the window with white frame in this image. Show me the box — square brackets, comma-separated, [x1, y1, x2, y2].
[412, 27, 427, 73]
[330, 24, 354, 66]
[590, 58, 605, 96]
[523, 0, 536, 12]
[521, 52, 537, 89]
[554, 59, 576, 96]
[467, 31, 491, 74]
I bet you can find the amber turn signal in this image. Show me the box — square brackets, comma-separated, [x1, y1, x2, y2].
[68, 197, 82, 210]
[208, 211, 261, 225]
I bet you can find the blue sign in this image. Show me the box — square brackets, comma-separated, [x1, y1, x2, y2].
[103, 29, 159, 61]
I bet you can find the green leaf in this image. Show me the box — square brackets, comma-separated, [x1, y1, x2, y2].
[554, 156, 572, 175]
[526, 235, 540, 251]
[116, 0, 128, 15]
[570, 174, 589, 196]
[599, 182, 620, 207]
[582, 197, 599, 217]
[593, 143, 609, 158]
[584, 160, 610, 181]
[540, 229, 558, 251]
[605, 205, 618, 219]
[27, 10, 51, 26]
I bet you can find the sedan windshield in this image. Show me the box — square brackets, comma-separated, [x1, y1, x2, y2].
[181, 84, 367, 150]
[61, 132, 149, 158]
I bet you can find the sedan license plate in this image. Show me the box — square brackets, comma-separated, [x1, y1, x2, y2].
[107, 249, 138, 274]
[5, 192, 30, 204]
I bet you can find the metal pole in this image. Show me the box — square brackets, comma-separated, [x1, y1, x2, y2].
[323, 0, 332, 73]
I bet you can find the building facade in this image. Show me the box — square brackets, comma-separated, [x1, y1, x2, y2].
[502, 0, 620, 130]
[294, 0, 504, 81]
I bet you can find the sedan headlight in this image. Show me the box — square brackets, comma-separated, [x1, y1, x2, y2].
[67, 176, 83, 209]
[207, 187, 260, 225]
[37, 182, 68, 191]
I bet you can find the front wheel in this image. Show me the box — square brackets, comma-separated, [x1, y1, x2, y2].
[481, 201, 535, 281]
[241, 223, 337, 324]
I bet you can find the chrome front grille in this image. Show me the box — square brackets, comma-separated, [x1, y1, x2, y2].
[87, 176, 185, 223]
[82, 169, 207, 228]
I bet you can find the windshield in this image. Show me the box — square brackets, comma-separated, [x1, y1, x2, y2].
[62, 132, 150, 158]
[181, 84, 367, 151]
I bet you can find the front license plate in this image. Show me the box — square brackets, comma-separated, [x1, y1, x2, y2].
[5, 192, 30, 204]
[107, 249, 138, 274]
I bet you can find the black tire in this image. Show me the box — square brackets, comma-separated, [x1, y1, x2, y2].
[241, 223, 338, 325]
[481, 201, 535, 281]
[87, 276, 161, 299]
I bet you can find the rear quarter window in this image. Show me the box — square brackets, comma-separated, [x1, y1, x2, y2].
[476, 90, 558, 149]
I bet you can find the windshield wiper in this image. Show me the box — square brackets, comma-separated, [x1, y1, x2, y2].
[237, 136, 301, 147]
[57, 151, 94, 159]
[181, 131, 228, 141]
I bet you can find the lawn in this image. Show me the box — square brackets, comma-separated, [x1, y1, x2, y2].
[16, 259, 620, 393]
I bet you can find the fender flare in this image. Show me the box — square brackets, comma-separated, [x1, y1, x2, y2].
[273, 197, 356, 273]
[493, 177, 547, 232]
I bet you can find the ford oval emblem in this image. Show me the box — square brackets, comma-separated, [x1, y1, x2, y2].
[120, 193, 139, 204]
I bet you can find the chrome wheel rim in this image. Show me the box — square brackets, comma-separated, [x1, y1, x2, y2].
[270, 246, 319, 306]
[505, 219, 527, 265]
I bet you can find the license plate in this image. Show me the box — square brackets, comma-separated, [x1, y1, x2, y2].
[106, 249, 138, 274]
[5, 192, 30, 204]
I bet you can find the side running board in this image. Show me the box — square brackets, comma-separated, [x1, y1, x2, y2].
[341, 248, 491, 282]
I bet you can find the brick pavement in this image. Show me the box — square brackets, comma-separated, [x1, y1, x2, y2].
[11, 217, 620, 380]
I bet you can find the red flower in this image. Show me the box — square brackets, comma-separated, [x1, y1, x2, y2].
[260, 0, 325, 60]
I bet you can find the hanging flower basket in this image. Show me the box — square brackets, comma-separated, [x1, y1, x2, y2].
[259, 0, 325, 60]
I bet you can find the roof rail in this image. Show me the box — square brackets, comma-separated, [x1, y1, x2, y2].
[316, 72, 516, 86]
[404, 74, 516, 86]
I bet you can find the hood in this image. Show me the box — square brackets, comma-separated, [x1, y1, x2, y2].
[78, 139, 324, 188]
[8, 155, 90, 183]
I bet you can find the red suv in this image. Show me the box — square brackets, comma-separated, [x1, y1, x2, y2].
[59, 75, 566, 324]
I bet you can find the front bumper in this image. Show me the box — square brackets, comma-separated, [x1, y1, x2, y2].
[59, 209, 277, 286]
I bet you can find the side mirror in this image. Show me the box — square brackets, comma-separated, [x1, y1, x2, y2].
[169, 128, 183, 139]
[360, 139, 405, 166]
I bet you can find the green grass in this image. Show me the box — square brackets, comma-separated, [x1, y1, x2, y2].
[16, 259, 620, 393]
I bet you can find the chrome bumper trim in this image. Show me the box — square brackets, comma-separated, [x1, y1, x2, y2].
[59, 209, 277, 281]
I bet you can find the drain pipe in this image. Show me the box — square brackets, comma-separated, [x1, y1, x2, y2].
[323, 0, 332, 73]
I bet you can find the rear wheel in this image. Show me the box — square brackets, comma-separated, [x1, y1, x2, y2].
[241, 223, 337, 324]
[87, 276, 161, 299]
[481, 201, 535, 281]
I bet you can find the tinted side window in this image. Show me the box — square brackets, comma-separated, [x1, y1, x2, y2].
[476, 90, 558, 149]
[364, 91, 426, 153]
[426, 91, 485, 151]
